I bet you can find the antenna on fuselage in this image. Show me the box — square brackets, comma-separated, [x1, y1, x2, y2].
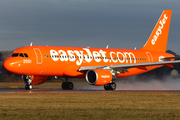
[134, 47, 136, 50]
[30, 42, 33, 46]
[106, 45, 109, 49]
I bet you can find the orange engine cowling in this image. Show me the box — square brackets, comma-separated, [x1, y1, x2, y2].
[86, 69, 112, 86]
[22, 75, 47, 85]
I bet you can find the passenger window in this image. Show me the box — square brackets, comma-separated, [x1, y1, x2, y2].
[24, 53, 28, 57]
[11, 53, 19, 57]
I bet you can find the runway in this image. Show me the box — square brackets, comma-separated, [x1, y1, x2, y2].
[0, 89, 180, 93]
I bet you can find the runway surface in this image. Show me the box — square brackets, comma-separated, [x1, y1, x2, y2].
[0, 89, 180, 93]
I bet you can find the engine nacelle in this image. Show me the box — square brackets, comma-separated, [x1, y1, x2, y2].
[22, 75, 47, 85]
[86, 69, 112, 86]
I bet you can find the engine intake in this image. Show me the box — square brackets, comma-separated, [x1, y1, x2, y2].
[86, 69, 112, 86]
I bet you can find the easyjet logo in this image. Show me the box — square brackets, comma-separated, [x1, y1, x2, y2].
[101, 75, 110, 78]
[50, 48, 136, 66]
[151, 14, 168, 45]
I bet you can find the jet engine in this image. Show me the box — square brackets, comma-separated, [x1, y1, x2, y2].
[22, 75, 47, 85]
[86, 69, 112, 86]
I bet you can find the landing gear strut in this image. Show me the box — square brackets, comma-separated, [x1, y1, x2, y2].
[62, 79, 74, 90]
[22, 75, 33, 90]
[104, 82, 116, 90]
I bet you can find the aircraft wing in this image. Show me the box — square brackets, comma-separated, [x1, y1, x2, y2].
[78, 60, 180, 71]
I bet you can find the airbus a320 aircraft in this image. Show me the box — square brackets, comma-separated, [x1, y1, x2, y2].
[3, 10, 180, 90]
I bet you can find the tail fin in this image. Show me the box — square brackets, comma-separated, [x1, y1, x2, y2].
[140, 10, 172, 52]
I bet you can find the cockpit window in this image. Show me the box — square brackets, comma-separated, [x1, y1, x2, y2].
[24, 53, 28, 57]
[11, 53, 19, 57]
[11, 53, 29, 58]
[19, 53, 24, 57]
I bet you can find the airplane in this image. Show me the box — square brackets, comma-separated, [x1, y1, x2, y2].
[3, 10, 180, 90]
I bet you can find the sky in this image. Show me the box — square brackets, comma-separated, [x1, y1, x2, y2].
[0, 0, 180, 54]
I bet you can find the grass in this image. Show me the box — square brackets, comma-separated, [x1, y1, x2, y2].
[0, 92, 180, 120]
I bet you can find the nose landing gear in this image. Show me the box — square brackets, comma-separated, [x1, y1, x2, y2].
[25, 84, 33, 90]
[22, 75, 33, 90]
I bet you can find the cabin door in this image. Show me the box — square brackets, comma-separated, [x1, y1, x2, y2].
[146, 52, 153, 62]
[33, 48, 43, 64]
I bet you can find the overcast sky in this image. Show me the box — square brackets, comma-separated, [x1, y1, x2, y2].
[0, 0, 180, 53]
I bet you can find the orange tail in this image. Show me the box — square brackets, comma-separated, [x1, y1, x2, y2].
[140, 10, 172, 52]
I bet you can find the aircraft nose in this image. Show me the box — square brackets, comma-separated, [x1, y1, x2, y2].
[3, 58, 12, 72]
[3, 58, 19, 73]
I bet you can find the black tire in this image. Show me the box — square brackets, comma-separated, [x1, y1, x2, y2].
[104, 84, 110, 90]
[25, 84, 32, 90]
[67, 82, 74, 90]
[109, 82, 116, 90]
[25, 84, 29, 90]
[62, 82, 67, 90]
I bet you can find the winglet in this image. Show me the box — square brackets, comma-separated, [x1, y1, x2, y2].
[140, 10, 172, 52]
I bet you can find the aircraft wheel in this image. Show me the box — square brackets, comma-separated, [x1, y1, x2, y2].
[104, 84, 110, 90]
[25, 84, 29, 90]
[109, 82, 116, 90]
[62, 82, 67, 90]
[67, 82, 74, 90]
[25, 84, 32, 90]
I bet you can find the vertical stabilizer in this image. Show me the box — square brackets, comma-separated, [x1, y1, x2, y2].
[140, 10, 172, 52]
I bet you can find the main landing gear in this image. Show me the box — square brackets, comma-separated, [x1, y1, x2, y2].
[104, 82, 116, 90]
[61, 79, 74, 90]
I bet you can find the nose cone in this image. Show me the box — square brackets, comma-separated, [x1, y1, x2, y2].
[3, 58, 13, 73]
[3, 58, 20, 73]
